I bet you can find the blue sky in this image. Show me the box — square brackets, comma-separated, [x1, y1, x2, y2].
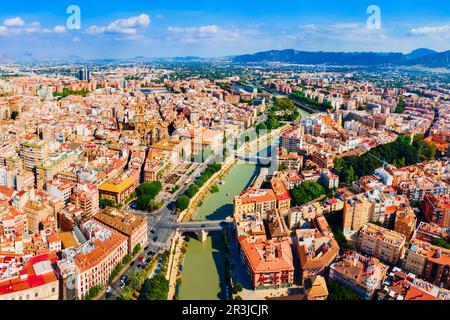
[0, 0, 449, 60]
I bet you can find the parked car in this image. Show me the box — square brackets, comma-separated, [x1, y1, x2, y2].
[106, 287, 112, 294]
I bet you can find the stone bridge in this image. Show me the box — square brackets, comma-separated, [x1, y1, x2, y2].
[234, 152, 273, 166]
[174, 220, 230, 242]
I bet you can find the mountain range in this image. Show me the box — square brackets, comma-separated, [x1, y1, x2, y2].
[232, 48, 450, 68]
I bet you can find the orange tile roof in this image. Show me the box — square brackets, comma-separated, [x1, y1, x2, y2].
[240, 238, 294, 274]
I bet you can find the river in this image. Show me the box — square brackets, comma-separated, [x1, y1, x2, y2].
[178, 108, 312, 300]
[177, 163, 259, 300]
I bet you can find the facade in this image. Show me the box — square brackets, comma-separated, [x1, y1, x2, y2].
[98, 175, 137, 205]
[0, 205, 28, 239]
[423, 193, 450, 228]
[394, 207, 417, 240]
[343, 195, 372, 233]
[0, 253, 59, 300]
[403, 238, 450, 288]
[234, 188, 277, 216]
[239, 237, 294, 290]
[70, 183, 99, 218]
[279, 126, 304, 154]
[358, 223, 406, 265]
[94, 208, 148, 254]
[271, 177, 291, 215]
[19, 138, 48, 172]
[329, 251, 389, 300]
[319, 170, 339, 189]
[57, 220, 128, 299]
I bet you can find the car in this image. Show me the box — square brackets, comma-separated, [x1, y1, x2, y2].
[138, 255, 146, 263]
[106, 287, 112, 294]
[150, 229, 155, 234]
[120, 282, 126, 289]
[130, 261, 135, 267]
[120, 275, 127, 283]
[153, 236, 158, 242]
[201, 224, 206, 228]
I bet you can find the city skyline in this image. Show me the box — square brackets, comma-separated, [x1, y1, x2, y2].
[0, 0, 449, 61]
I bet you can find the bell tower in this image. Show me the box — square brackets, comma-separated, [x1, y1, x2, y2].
[135, 96, 146, 134]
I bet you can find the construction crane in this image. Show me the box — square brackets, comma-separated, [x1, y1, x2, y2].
[365, 151, 388, 167]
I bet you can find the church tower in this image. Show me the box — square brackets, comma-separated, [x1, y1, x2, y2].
[135, 97, 146, 134]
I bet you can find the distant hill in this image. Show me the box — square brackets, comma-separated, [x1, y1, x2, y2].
[405, 50, 450, 68]
[404, 48, 437, 60]
[232, 48, 449, 68]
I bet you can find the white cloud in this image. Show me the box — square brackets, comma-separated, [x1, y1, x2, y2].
[409, 24, 450, 35]
[3, 17, 25, 27]
[166, 24, 259, 44]
[72, 36, 81, 43]
[54, 25, 66, 33]
[87, 13, 151, 35]
[0, 26, 7, 35]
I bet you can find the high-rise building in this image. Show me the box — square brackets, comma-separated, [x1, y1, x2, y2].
[403, 238, 450, 289]
[20, 138, 48, 172]
[78, 67, 91, 82]
[343, 194, 372, 233]
[423, 193, 450, 228]
[279, 126, 304, 154]
[357, 223, 406, 265]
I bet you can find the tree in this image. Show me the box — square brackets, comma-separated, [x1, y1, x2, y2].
[328, 281, 360, 300]
[290, 181, 325, 206]
[132, 243, 141, 256]
[344, 166, 357, 185]
[397, 135, 412, 145]
[144, 274, 169, 300]
[278, 162, 288, 172]
[432, 237, 450, 250]
[136, 182, 162, 198]
[127, 270, 145, 292]
[135, 194, 153, 211]
[421, 143, 436, 160]
[256, 122, 268, 135]
[175, 195, 190, 212]
[185, 184, 199, 198]
[135, 181, 163, 211]
[99, 197, 117, 209]
[395, 99, 406, 114]
[334, 157, 345, 175]
[10, 111, 19, 120]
